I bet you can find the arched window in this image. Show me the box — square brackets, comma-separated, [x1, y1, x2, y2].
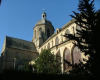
[55, 37, 59, 45]
[56, 51, 61, 62]
[76, 25, 82, 37]
[56, 51, 61, 72]
[66, 29, 70, 34]
[35, 30, 36, 39]
[47, 29, 50, 38]
[65, 30, 70, 41]
[76, 25, 82, 31]
[72, 46, 81, 64]
[39, 28, 42, 33]
[63, 48, 71, 71]
[47, 43, 50, 49]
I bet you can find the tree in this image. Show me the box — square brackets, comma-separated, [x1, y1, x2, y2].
[64, 0, 100, 77]
[34, 49, 61, 74]
[0, 0, 1, 5]
[23, 62, 33, 72]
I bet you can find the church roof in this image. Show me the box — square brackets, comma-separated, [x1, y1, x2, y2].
[5, 36, 37, 52]
[35, 18, 53, 26]
[35, 12, 53, 26]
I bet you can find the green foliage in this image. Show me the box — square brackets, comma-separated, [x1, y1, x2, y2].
[0, 0, 1, 5]
[34, 49, 61, 74]
[23, 62, 32, 72]
[64, 0, 100, 77]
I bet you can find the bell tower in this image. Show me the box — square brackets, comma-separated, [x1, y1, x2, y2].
[32, 12, 55, 48]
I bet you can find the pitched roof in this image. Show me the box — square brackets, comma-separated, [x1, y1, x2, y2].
[5, 36, 37, 52]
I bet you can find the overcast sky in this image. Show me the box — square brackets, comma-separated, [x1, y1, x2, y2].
[0, 0, 100, 55]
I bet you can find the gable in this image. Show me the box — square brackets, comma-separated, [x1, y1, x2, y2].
[6, 36, 37, 52]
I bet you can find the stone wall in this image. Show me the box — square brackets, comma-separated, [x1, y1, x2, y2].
[2, 47, 39, 70]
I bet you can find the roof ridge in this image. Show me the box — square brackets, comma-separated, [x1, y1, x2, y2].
[6, 36, 33, 43]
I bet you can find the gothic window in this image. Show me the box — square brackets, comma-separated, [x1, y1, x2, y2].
[76, 25, 82, 31]
[47, 43, 50, 49]
[65, 30, 70, 41]
[56, 51, 61, 72]
[39, 28, 42, 32]
[63, 48, 71, 71]
[72, 47, 81, 64]
[35, 30, 36, 39]
[66, 29, 70, 34]
[56, 51, 61, 63]
[39, 28, 42, 33]
[55, 37, 59, 45]
[47, 29, 50, 38]
[76, 25, 82, 37]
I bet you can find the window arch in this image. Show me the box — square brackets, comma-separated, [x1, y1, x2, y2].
[63, 48, 71, 71]
[76, 25, 82, 37]
[56, 51, 61, 62]
[72, 46, 81, 64]
[39, 28, 42, 33]
[56, 50, 61, 72]
[55, 37, 59, 45]
[47, 43, 50, 49]
[47, 29, 50, 38]
[35, 30, 36, 39]
[76, 25, 82, 31]
[66, 29, 70, 34]
[64, 29, 70, 41]
[64, 30, 70, 41]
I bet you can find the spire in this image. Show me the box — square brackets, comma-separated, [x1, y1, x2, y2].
[42, 9, 47, 19]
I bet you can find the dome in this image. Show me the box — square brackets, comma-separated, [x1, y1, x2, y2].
[35, 12, 53, 26]
[35, 18, 53, 26]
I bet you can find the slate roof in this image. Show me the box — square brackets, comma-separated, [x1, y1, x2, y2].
[35, 18, 53, 26]
[5, 36, 37, 52]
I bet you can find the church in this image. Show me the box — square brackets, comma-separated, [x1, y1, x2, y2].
[0, 12, 86, 73]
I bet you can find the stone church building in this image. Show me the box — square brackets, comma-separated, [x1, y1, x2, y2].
[0, 12, 86, 73]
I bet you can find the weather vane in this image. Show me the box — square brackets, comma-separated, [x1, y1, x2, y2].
[43, 8, 45, 12]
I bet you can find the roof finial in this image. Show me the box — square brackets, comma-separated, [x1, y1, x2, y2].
[43, 8, 45, 12]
